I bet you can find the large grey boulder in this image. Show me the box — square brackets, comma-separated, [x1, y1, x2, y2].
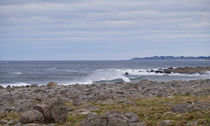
[50, 100, 68, 123]
[19, 110, 44, 124]
[34, 99, 68, 123]
[81, 110, 141, 126]
[81, 113, 108, 126]
[19, 99, 68, 124]
[34, 104, 52, 123]
[171, 103, 194, 113]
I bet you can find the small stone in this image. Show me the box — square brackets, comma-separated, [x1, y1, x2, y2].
[80, 111, 90, 115]
[160, 120, 172, 126]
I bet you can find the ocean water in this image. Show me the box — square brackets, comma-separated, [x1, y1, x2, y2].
[0, 60, 210, 86]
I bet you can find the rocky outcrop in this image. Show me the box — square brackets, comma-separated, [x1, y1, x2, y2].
[81, 110, 142, 126]
[147, 66, 210, 74]
[0, 79, 209, 125]
[163, 66, 210, 74]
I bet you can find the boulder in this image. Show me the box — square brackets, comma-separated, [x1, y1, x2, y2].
[81, 110, 141, 126]
[17, 102, 34, 112]
[124, 112, 139, 123]
[50, 100, 68, 122]
[19, 110, 44, 124]
[81, 113, 108, 126]
[0, 85, 3, 89]
[34, 104, 52, 123]
[171, 103, 194, 113]
[107, 118, 127, 126]
[155, 70, 163, 73]
[34, 99, 68, 123]
[105, 110, 128, 122]
[47, 82, 57, 86]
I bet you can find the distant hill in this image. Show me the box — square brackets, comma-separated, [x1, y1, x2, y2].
[131, 56, 210, 60]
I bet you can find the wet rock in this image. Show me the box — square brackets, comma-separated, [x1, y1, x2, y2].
[125, 72, 129, 76]
[155, 70, 163, 73]
[19, 110, 44, 124]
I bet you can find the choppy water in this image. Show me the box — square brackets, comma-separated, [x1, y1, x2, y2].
[0, 60, 210, 86]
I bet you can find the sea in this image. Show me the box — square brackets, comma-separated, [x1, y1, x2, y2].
[0, 60, 210, 87]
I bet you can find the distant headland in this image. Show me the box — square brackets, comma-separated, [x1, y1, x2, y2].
[131, 56, 210, 60]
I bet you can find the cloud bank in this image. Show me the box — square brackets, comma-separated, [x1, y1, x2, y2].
[0, 0, 210, 60]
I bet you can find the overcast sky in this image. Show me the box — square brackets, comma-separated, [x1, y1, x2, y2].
[0, 0, 210, 60]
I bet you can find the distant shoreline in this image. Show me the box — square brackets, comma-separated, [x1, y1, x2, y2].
[132, 56, 210, 60]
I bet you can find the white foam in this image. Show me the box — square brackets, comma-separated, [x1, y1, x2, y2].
[1, 82, 31, 87]
[85, 69, 130, 82]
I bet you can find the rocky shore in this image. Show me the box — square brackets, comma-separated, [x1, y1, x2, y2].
[146, 66, 210, 74]
[163, 67, 210, 74]
[0, 78, 210, 126]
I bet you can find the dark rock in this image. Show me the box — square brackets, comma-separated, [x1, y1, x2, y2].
[19, 110, 44, 124]
[163, 70, 171, 74]
[155, 70, 163, 73]
[7, 85, 11, 88]
[150, 70, 154, 72]
[125, 72, 129, 76]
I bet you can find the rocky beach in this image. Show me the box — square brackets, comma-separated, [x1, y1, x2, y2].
[0, 69, 210, 126]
